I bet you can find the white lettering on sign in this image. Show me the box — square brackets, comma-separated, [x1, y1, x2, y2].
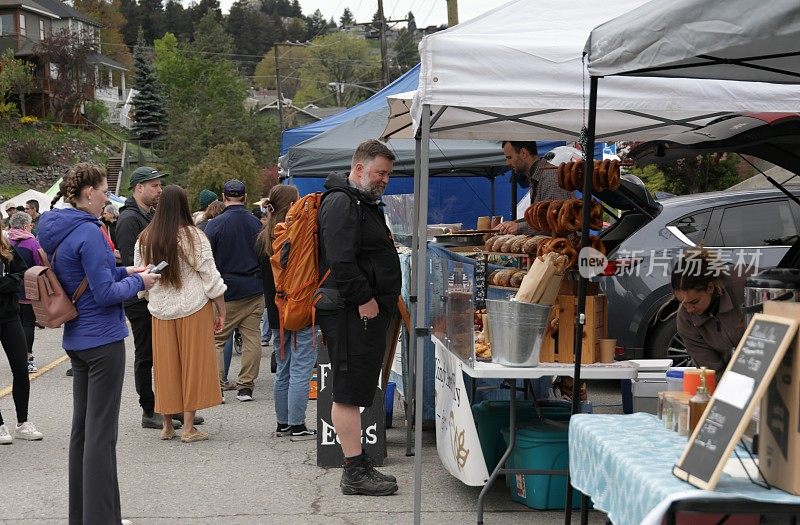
[319, 363, 331, 392]
[320, 418, 378, 446]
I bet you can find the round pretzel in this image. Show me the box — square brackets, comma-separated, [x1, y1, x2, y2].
[557, 163, 567, 190]
[546, 201, 562, 233]
[607, 159, 621, 190]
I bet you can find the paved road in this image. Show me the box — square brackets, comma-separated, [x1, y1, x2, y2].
[0, 325, 612, 524]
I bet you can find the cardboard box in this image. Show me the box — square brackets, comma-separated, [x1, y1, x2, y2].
[760, 301, 800, 495]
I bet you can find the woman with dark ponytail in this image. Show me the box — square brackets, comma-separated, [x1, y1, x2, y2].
[671, 248, 747, 375]
[38, 163, 160, 524]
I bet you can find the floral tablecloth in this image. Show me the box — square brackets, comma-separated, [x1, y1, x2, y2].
[569, 413, 800, 525]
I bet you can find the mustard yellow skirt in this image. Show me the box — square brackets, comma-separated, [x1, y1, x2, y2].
[152, 301, 222, 414]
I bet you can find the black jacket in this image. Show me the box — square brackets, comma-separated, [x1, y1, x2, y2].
[259, 252, 279, 329]
[116, 196, 153, 306]
[204, 205, 263, 302]
[318, 173, 401, 311]
[0, 248, 26, 323]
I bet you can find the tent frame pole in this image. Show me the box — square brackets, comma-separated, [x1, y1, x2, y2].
[564, 75, 599, 525]
[412, 105, 432, 525]
[406, 132, 424, 457]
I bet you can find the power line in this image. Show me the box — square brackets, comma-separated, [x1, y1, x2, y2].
[421, 0, 441, 27]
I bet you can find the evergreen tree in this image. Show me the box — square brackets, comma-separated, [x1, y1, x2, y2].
[164, 0, 193, 42]
[407, 11, 416, 33]
[305, 9, 328, 40]
[227, 0, 273, 75]
[393, 27, 418, 75]
[120, 0, 140, 46]
[138, 0, 165, 44]
[131, 29, 166, 141]
[339, 7, 354, 26]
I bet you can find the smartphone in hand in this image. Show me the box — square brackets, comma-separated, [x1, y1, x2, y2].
[149, 261, 169, 274]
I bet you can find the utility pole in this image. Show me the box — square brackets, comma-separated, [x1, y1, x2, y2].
[274, 45, 285, 131]
[446, 0, 459, 27]
[377, 0, 389, 87]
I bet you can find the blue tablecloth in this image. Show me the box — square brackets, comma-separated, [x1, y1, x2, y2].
[569, 413, 800, 525]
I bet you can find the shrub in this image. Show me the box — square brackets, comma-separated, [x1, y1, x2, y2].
[84, 100, 110, 124]
[5, 138, 55, 166]
[19, 115, 39, 125]
[0, 101, 19, 121]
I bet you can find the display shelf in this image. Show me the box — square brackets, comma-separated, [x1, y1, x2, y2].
[487, 285, 520, 292]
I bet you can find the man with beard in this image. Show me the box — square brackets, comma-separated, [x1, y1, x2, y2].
[117, 167, 195, 430]
[317, 140, 401, 496]
[494, 141, 571, 234]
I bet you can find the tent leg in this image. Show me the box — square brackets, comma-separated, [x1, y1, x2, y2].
[564, 75, 599, 524]
[406, 130, 424, 457]
[413, 105, 432, 525]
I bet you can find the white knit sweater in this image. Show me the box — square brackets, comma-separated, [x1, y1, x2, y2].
[134, 226, 227, 320]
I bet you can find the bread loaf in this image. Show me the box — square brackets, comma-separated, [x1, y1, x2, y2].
[490, 234, 513, 252]
[484, 235, 500, 251]
[496, 269, 515, 287]
[510, 235, 527, 253]
[500, 236, 517, 253]
[510, 270, 525, 288]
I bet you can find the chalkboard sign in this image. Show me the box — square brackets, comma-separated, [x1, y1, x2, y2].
[673, 314, 799, 490]
[316, 339, 386, 468]
[474, 254, 488, 310]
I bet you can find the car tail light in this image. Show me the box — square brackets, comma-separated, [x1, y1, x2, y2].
[601, 257, 643, 276]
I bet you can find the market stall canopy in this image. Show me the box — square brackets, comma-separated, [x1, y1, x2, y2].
[280, 64, 420, 154]
[399, 0, 800, 142]
[280, 108, 506, 178]
[585, 0, 800, 83]
[1, 189, 51, 219]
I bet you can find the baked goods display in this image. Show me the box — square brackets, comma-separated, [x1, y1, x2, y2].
[487, 268, 528, 288]
[525, 198, 603, 234]
[474, 309, 491, 360]
[557, 159, 621, 192]
[484, 234, 550, 255]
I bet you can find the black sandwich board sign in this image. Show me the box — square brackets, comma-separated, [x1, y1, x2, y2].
[316, 338, 386, 467]
[673, 313, 799, 490]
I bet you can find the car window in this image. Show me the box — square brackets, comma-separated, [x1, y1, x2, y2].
[669, 210, 712, 244]
[718, 200, 797, 247]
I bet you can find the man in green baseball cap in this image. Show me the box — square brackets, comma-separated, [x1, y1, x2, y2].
[128, 166, 168, 190]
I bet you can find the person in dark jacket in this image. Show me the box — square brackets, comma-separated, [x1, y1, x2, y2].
[7, 211, 42, 373]
[0, 218, 43, 445]
[38, 163, 159, 524]
[672, 248, 747, 376]
[204, 179, 264, 402]
[117, 166, 194, 430]
[317, 140, 401, 496]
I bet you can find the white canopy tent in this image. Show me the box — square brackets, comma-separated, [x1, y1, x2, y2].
[403, 1, 800, 523]
[1, 190, 51, 219]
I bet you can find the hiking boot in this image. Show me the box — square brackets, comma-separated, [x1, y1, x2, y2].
[15, 421, 43, 441]
[289, 424, 316, 441]
[172, 414, 205, 425]
[181, 429, 209, 443]
[274, 424, 291, 437]
[0, 424, 12, 445]
[142, 413, 182, 430]
[236, 388, 253, 402]
[363, 453, 397, 483]
[340, 465, 398, 496]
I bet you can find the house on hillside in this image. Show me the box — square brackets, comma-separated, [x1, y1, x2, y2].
[0, 0, 128, 121]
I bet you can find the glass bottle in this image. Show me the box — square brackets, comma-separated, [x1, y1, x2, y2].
[689, 367, 711, 433]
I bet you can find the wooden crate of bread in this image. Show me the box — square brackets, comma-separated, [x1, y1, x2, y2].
[539, 294, 607, 364]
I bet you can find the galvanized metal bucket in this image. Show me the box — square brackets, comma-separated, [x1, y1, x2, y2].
[486, 299, 551, 367]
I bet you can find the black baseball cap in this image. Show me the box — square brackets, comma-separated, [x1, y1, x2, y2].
[129, 166, 167, 189]
[223, 179, 246, 198]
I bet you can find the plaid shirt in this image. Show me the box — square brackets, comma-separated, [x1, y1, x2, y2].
[517, 159, 573, 234]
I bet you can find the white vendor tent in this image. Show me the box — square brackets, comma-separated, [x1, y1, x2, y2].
[1, 190, 51, 219]
[585, 0, 800, 83]
[403, 1, 800, 523]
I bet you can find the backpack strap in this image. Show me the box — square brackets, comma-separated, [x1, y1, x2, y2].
[41, 247, 89, 305]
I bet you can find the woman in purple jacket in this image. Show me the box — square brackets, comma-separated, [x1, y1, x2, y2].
[7, 211, 42, 372]
[38, 163, 160, 525]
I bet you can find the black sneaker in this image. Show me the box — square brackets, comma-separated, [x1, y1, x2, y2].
[236, 388, 253, 402]
[65, 368, 73, 377]
[340, 465, 398, 496]
[363, 453, 397, 483]
[274, 424, 291, 437]
[289, 424, 316, 441]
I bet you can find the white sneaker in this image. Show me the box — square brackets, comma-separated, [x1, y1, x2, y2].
[0, 424, 12, 445]
[15, 421, 43, 441]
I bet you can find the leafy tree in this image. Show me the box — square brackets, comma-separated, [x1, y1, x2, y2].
[189, 0, 222, 33]
[72, 0, 133, 69]
[295, 32, 380, 107]
[185, 141, 262, 205]
[630, 154, 742, 195]
[305, 9, 328, 41]
[164, 0, 193, 42]
[227, 0, 274, 75]
[262, 0, 293, 16]
[339, 7, 354, 26]
[393, 27, 418, 77]
[131, 29, 167, 141]
[190, 11, 234, 55]
[0, 49, 34, 116]
[34, 28, 97, 122]
[286, 17, 306, 42]
[253, 45, 307, 95]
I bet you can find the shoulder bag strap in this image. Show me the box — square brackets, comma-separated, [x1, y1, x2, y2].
[45, 242, 90, 304]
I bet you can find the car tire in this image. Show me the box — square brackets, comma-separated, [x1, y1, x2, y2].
[647, 317, 696, 367]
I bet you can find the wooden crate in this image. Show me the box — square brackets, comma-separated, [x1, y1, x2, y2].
[539, 294, 607, 364]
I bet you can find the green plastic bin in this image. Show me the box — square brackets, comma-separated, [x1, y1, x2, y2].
[471, 399, 571, 473]
[500, 420, 582, 510]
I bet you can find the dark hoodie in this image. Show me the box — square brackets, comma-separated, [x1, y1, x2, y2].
[116, 196, 153, 307]
[317, 172, 401, 311]
[38, 207, 144, 351]
[0, 246, 26, 323]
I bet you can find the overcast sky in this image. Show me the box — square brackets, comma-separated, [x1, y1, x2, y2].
[214, 0, 511, 27]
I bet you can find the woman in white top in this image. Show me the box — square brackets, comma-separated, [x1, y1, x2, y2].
[135, 185, 226, 443]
